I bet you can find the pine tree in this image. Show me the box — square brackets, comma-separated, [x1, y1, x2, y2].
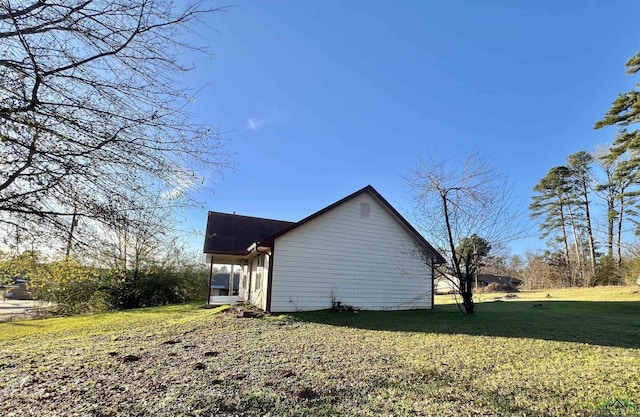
[566, 151, 597, 277]
[594, 151, 640, 265]
[596, 53, 640, 265]
[594, 152, 620, 259]
[530, 167, 574, 269]
[595, 53, 640, 151]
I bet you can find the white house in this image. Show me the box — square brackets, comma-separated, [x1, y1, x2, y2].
[203, 185, 445, 312]
[434, 273, 459, 294]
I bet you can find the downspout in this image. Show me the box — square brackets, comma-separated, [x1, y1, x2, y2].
[261, 243, 275, 313]
[247, 258, 253, 301]
[430, 257, 435, 310]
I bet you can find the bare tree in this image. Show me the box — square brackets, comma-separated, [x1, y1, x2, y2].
[408, 154, 526, 314]
[0, 1, 228, 249]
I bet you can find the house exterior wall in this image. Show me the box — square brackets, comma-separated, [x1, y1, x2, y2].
[239, 263, 249, 300]
[247, 253, 270, 310]
[269, 192, 433, 312]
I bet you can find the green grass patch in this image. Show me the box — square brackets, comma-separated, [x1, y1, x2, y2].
[1, 287, 639, 416]
[303, 286, 640, 349]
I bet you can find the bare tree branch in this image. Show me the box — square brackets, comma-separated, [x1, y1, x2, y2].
[0, 0, 229, 253]
[407, 153, 528, 314]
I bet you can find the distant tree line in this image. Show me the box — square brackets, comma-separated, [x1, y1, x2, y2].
[527, 51, 640, 288]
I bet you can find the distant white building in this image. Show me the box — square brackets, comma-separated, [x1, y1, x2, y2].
[435, 273, 523, 294]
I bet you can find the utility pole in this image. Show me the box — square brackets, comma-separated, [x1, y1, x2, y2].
[65, 203, 78, 258]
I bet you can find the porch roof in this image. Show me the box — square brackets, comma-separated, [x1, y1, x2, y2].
[203, 211, 294, 255]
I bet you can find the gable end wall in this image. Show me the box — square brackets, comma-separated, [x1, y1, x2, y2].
[270, 193, 433, 312]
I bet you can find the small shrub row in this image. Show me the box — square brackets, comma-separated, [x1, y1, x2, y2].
[475, 282, 520, 293]
[27, 259, 208, 315]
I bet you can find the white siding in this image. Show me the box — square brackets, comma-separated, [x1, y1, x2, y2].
[239, 263, 250, 300]
[270, 192, 433, 312]
[247, 254, 270, 310]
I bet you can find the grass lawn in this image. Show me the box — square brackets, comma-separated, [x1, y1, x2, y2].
[0, 287, 639, 416]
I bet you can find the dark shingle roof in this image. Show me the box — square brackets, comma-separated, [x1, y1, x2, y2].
[203, 212, 294, 254]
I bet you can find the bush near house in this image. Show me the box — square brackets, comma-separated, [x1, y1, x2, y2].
[100, 267, 208, 310]
[28, 258, 103, 315]
[25, 258, 208, 315]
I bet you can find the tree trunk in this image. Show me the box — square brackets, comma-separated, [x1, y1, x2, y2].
[617, 196, 625, 267]
[607, 204, 615, 259]
[558, 203, 571, 271]
[567, 204, 583, 287]
[442, 193, 474, 314]
[605, 171, 615, 258]
[581, 180, 597, 277]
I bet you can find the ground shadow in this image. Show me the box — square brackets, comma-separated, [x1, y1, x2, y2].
[294, 300, 640, 349]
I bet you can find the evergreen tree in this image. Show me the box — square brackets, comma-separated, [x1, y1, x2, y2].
[594, 151, 620, 258]
[595, 53, 640, 156]
[596, 52, 640, 265]
[566, 151, 597, 276]
[530, 166, 574, 269]
[595, 151, 639, 265]
[455, 234, 491, 282]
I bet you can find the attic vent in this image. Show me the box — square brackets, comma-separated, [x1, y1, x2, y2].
[360, 203, 370, 219]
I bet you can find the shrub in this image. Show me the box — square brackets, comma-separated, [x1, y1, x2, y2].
[100, 266, 208, 310]
[593, 256, 626, 286]
[24, 253, 209, 314]
[476, 282, 520, 293]
[29, 258, 107, 315]
[0, 250, 39, 286]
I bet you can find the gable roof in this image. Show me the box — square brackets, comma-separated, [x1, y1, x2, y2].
[203, 212, 294, 254]
[260, 185, 446, 264]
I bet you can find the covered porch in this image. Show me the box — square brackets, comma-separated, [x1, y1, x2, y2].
[205, 247, 272, 310]
[206, 252, 248, 305]
[203, 210, 292, 310]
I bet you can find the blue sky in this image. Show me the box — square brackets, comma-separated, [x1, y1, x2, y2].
[178, 1, 640, 255]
